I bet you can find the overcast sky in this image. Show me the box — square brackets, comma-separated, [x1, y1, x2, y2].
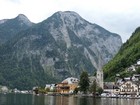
[0, 0, 140, 42]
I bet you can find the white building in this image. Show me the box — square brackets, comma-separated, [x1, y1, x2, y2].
[1, 86, 8, 93]
[120, 81, 139, 95]
[137, 60, 140, 65]
[45, 84, 56, 91]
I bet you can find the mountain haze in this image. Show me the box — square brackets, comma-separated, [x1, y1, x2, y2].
[0, 11, 122, 89]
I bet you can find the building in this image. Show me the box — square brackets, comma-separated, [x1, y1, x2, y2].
[115, 73, 140, 95]
[45, 84, 56, 91]
[89, 76, 97, 85]
[96, 69, 104, 89]
[0, 86, 8, 93]
[104, 82, 120, 94]
[132, 74, 140, 81]
[127, 59, 140, 72]
[120, 81, 139, 95]
[56, 82, 70, 94]
[56, 77, 79, 94]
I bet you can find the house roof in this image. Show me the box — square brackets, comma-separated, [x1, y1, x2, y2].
[120, 80, 138, 86]
[61, 77, 79, 84]
[104, 82, 115, 89]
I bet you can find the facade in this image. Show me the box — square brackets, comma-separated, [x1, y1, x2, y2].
[120, 81, 139, 95]
[56, 82, 70, 94]
[115, 73, 140, 95]
[56, 77, 79, 94]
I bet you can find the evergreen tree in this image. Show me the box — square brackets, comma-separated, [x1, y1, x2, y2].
[89, 80, 97, 96]
[79, 71, 89, 94]
[97, 87, 103, 95]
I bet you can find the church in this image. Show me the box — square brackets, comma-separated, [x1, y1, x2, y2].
[96, 69, 104, 89]
[89, 69, 104, 89]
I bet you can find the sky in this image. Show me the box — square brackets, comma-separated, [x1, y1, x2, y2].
[0, 0, 140, 42]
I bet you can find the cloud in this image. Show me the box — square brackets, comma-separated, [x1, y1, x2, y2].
[7, 0, 21, 3]
[0, 0, 140, 42]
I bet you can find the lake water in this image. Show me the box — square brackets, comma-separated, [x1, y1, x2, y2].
[0, 93, 140, 105]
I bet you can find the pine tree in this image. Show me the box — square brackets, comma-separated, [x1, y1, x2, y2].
[79, 71, 89, 94]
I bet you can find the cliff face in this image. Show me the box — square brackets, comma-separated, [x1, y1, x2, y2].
[0, 11, 122, 89]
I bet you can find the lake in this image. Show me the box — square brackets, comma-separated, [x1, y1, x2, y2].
[0, 93, 140, 105]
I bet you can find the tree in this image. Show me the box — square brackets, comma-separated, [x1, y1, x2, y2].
[89, 80, 97, 97]
[33, 87, 39, 94]
[73, 87, 79, 94]
[79, 71, 89, 94]
[136, 67, 140, 74]
[97, 87, 103, 95]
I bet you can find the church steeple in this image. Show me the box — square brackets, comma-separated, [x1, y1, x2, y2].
[96, 69, 104, 89]
[96, 54, 104, 89]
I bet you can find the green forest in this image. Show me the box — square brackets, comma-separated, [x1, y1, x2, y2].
[103, 27, 140, 81]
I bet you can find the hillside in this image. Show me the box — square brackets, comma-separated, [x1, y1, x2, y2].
[103, 27, 140, 81]
[0, 11, 122, 89]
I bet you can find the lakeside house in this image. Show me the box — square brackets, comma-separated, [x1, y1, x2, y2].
[56, 77, 79, 94]
[108, 73, 140, 95]
[119, 81, 139, 95]
[104, 82, 120, 94]
[45, 77, 79, 94]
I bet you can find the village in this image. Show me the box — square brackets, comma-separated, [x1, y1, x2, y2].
[0, 60, 140, 99]
[33, 59, 140, 98]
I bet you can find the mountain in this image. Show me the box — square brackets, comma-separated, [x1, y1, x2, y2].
[103, 27, 140, 81]
[0, 14, 34, 44]
[0, 11, 122, 89]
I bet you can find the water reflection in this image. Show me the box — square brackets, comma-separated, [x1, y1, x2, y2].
[32, 95, 44, 105]
[1, 94, 140, 105]
[44, 95, 55, 105]
[0, 94, 7, 105]
[44, 95, 74, 105]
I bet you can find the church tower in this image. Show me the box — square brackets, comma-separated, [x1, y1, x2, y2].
[96, 69, 104, 89]
[96, 54, 104, 89]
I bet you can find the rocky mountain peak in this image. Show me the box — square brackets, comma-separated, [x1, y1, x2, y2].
[56, 11, 87, 26]
[57, 11, 81, 19]
[0, 14, 34, 44]
[16, 14, 33, 26]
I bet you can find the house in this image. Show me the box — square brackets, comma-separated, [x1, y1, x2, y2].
[56, 77, 79, 94]
[137, 59, 140, 65]
[45, 84, 56, 91]
[119, 81, 139, 95]
[127, 65, 136, 72]
[104, 82, 120, 94]
[132, 74, 140, 81]
[56, 82, 70, 94]
[0, 86, 9, 93]
[127, 59, 140, 72]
